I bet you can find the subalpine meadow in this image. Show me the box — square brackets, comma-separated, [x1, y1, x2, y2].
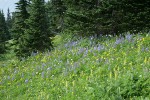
[0, 33, 149, 99]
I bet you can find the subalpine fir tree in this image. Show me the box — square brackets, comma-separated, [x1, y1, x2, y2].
[46, 0, 66, 34]
[25, 0, 53, 54]
[0, 10, 8, 54]
[64, 0, 98, 35]
[12, 0, 30, 58]
[6, 8, 12, 39]
[64, 0, 150, 35]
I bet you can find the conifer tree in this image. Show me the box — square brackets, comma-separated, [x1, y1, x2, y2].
[46, 0, 66, 34]
[25, 0, 53, 54]
[0, 10, 8, 54]
[6, 8, 12, 39]
[65, 0, 150, 35]
[12, 0, 30, 58]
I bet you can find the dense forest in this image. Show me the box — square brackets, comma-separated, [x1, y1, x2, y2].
[0, 0, 150, 59]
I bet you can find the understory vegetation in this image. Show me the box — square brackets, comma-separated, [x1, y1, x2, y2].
[0, 32, 149, 99]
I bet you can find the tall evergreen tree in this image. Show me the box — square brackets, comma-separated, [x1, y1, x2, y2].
[0, 10, 8, 54]
[11, 0, 30, 58]
[6, 8, 12, 39]
[25, 0, 53, 54]
[64, 0, 95, 35]
[64, 0, 150, 36]
[46, 0, 66, 34]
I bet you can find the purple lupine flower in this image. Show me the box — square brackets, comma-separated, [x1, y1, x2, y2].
[32, 72, 35, 76]
[64, 43, 68, 47]
[97, 46, 101, 51]
[0, 82, 2, 85]
[14, 69, 18, 74]
[125, 34, 133, 41]
[71, 41, 78, 47]
[90, 36, 94, 40]
[41, 63, 46, 70]
[47, 67, 52, 71]
[115, 38, 124, 45]
[97, 44, 104, 51]
[94, 46, 97, 50]
[41, 71, 45, 78]
[70, 62, 80, 73]
[63, 69, 68, 76]
[25, 79, 28, 83]
[89, 40, 94, 46]
[142, 47, 149, 52]
[78, 47, 85, 54]
[21, 73, 24, 78]
[142, 47, 145, 51]
[84, 49, 88, 56]
[12, 76, 15, 81]
[31, 51, 38, 56]
[145, 48, 149, 51]
[36, 66, 42, 71]
[7, 76, 10, 80]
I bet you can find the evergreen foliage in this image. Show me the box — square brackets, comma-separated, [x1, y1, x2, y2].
[0, 10, 9, 54]
[46, 0, 66, 34]
[1, 0, 150, 58]
[11, 0, 30, 58]
[6, 8, 12, 39]
[25, 0, 53, 55]
[120, 0, 150, 33]
[64, 0, 97, 34]
[64, 0, 150, 35]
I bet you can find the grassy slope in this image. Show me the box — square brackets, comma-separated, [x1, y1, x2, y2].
[0, 33, 150, 100]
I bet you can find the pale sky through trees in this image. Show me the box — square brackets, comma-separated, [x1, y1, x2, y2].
[0, 0, 18, 17]
[0, 0, 49, 17]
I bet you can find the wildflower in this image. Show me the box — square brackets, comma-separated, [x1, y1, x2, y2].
[41, 71, 45, 78]
[145, 48, 149, 51]
[84, 49, 88, 56]
[115, 38, 124, 45]
[89, 41, 93, 46]
[36, 72, 38, 74]
[142, 47, 145, 51]
[139, 75, 142, 77]
[41, 63, 46, 70]
[7, 76, 10, 80]
[125, 34, 133, 41]
[71, 41, 78, 47]
[78, 47, 85, 54]
[142, 47, 149, 52]
[93, 46, 96, 51]
[32, 72, 35, 76]
[65, 43, 69, 48]
[12, 76, 15, 81]
[21, 73, 24, 78]
[0, 82, 2, 85]
[47, 67, 52, 71]
[90, 36, 94, 40]
[14, 69, 18, 74]
[97, 44, 104, 51]
[25, 79, 28, 83]
[31, 51, 38, 56]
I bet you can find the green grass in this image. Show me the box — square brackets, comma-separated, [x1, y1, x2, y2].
[0, 33, 150, 100]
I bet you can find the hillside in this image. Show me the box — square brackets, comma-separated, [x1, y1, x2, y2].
[0, 33, 150, 99]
